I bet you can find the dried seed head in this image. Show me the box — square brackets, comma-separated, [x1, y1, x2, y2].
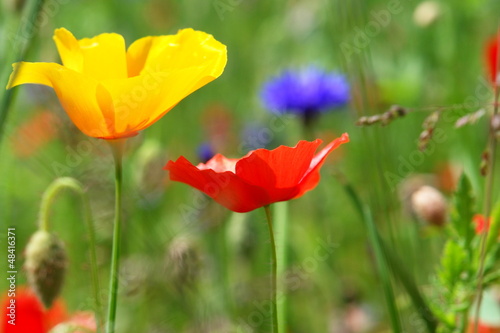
[388, 105, 408, 118]
[423, 111, 440, 129]
[418, 111, 440, 151]
[24, 230, 67, 308]
[418, 129, 434, 151]
[356, 105, 408, 127]
[455, 109, 486, 128]
[480, 150, 490, 177]
[411, 185, 448, 226]
[119, 255, 151, 297]
[165, 236, 200, 289]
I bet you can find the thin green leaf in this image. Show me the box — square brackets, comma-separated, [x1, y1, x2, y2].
[450, 174, 475, 250]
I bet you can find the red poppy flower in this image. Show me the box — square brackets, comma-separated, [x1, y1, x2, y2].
[165, 133, 349, 213]
[486, 35, 499, 83]
[474, 214, 491, 234]
[11, 110, 60, 158]
[468, 322, 500, 333]
[1, 286, 67, 333]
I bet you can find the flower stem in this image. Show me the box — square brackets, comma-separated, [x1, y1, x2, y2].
[264, 205, 278, 333]
[38, 177, 103, 331]
[106, 140, 124, 333]
[473, 30, 500, 333]
[341, 181, 404, 332]
[274, 202, 288, 333]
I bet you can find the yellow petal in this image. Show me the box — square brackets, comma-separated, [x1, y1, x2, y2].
[101, 29, 227, 135]
[7, 62, 57, 88]
[156, 28, 227, 74]
[126, 28, 227, 77]
[100, 63, 225, 135]
[126, 36, 152, 77]
[95, 83, 117, 136]
[53, 28, 84, 73]
[49, 69, 111, 138]
[126, 35, 182, 77]
[8, 62, 111, 137]
[78, 32, 128, 81]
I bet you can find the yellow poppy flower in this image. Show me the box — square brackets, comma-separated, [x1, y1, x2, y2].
[7, 28, 227, 139]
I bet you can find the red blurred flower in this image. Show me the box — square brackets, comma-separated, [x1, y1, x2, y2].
[474, 214, 491, 234]
[486, 34, 499, 83]
[1, 286, 67, 333]
[11, 110, 60, 158]
[468, 322, 500, 333]
[165, 133, 349, 213]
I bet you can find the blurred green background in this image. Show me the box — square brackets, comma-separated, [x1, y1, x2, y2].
[1, 0, 500, 332]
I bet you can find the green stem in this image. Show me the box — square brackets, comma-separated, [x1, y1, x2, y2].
[341, 181, 403, 332]
[362, 206, 403, 333]
[381, 242, 438, 332]
[274, 201, 288, 333]
[106, 140, 124, 333]
[264, 205, 278, 333]
[38, 177, 103, 331]
[473, 30, 500, 332]
[341, 180, 438, 331]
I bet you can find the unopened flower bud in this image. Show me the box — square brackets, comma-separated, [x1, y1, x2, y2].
[413, 1, 441, 27]
[24, 230, 67, 308]
[2, 0, 26, 13]
[411, 186, 448, 226]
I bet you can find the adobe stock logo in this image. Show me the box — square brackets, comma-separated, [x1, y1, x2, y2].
[340, 0, 405, 62]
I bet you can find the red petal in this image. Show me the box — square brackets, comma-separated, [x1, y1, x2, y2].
[1, 286, 67, 333]
[468, 322, 500, 333]
[295, 133, 350, 198]
[165, 156, 269, 212]
[487, 35, 499, 83]
[473, 214, 492, 235]
[235, 140, 322, 189]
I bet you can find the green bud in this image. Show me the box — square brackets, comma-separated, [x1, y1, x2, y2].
[24, 230, 67, 308]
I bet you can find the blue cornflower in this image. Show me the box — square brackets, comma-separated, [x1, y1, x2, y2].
[197, 143, 215, 163]
[260, 67, 350, 124]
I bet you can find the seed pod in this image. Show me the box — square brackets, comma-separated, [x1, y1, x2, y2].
[411, 185, 448, 226]
[24, 230, 67, 308]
